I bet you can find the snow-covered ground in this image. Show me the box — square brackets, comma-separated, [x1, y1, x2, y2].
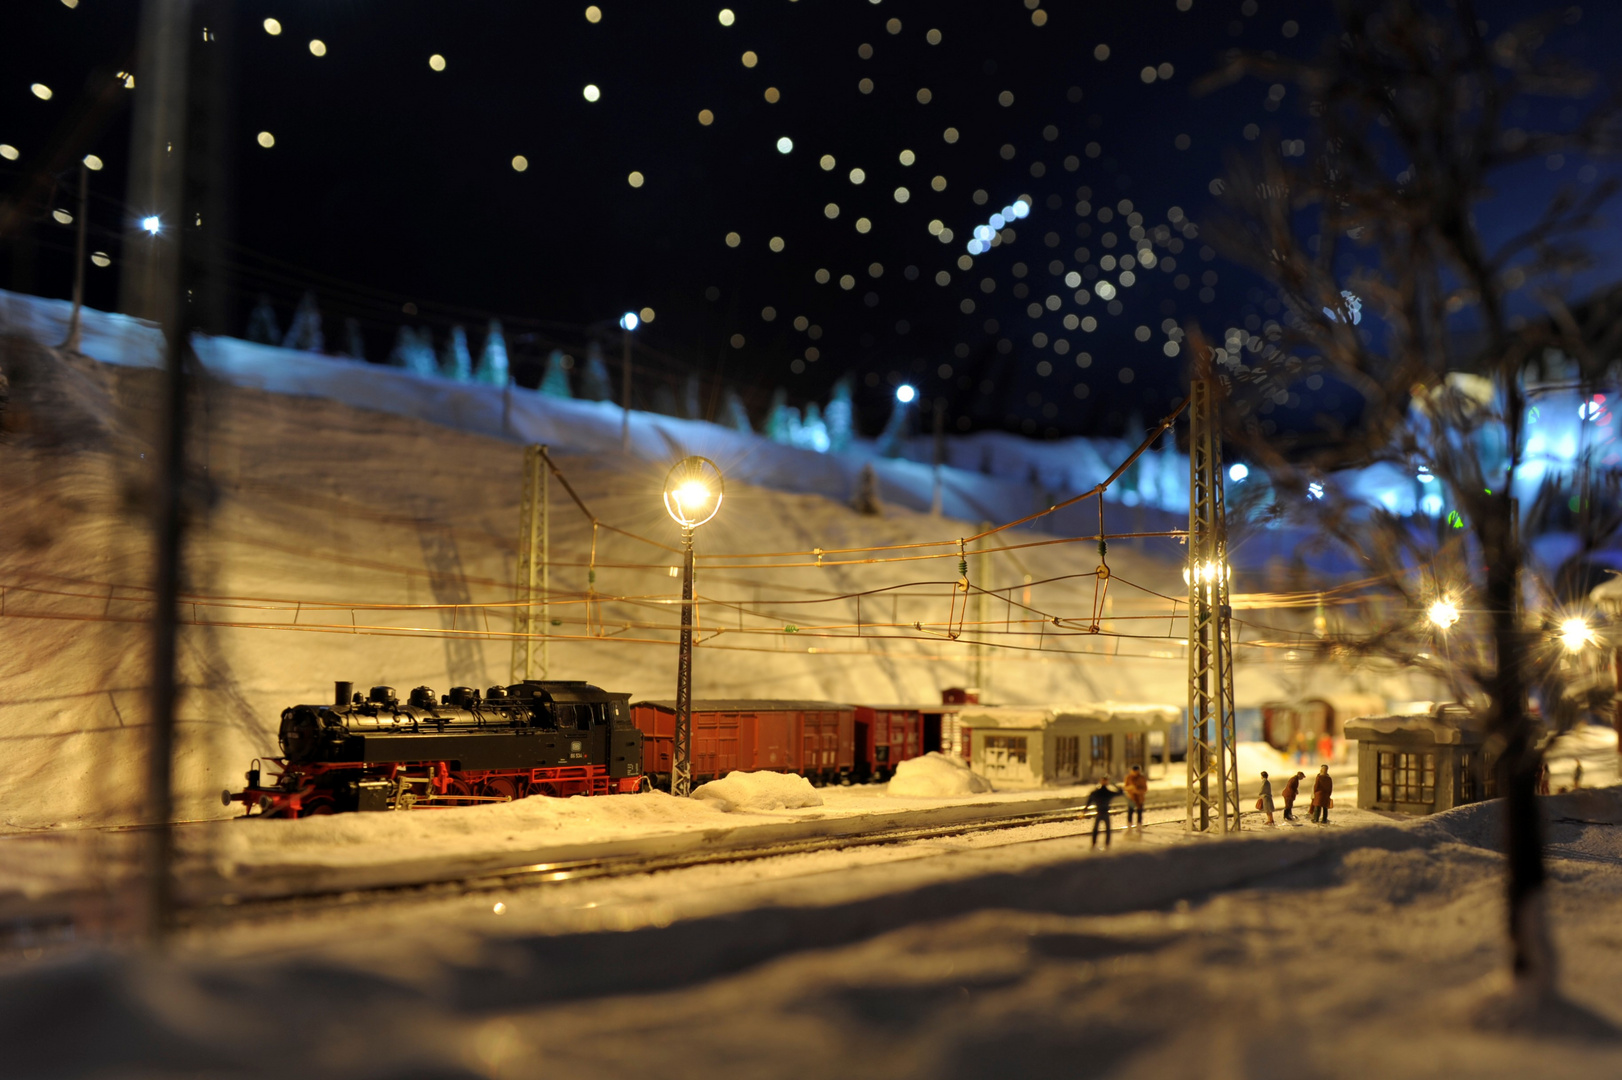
[3, 790, 1619, 1078]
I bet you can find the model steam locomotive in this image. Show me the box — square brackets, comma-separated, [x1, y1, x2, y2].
[224, 679, 645, 818]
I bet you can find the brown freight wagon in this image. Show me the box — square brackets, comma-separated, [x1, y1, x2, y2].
[853, 705, 927, 781]
[631, 700, 856, 787]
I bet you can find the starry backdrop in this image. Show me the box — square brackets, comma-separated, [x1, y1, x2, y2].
[2, 0, 1617, 439]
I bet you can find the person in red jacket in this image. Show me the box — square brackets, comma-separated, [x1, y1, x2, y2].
[1281, 770, 1305, 822]
[1122, 765, 1148, 827]
[1309, 764, 1333, 824]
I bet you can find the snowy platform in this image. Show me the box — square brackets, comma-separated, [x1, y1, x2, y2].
[0, 780, 1150, 916]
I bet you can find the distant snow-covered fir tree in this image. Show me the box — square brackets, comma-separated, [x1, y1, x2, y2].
[850, 463, 883, 515]
[722, 388, 753, 432]
[341, 318, 366, 362]
[682, 375, 704, 420]
[579, 341, 613, 401]
[764, 389, 799, 444]
[246, 295, 280, 345]
[388, 327, 438, 376]
[475, 319, 509, 386]
[440, 325, 474, 381]
[799, 402, 831, 452]
[825, 375, 855, 452]
[281, 292, 324, 352]
[539, 350, 574, 398]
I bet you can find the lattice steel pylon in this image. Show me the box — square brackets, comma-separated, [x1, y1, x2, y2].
[1186, 378, 1240, 833]
[510, 445, 549, 684]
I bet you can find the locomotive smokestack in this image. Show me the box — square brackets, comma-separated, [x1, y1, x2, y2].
[335, 681, 353, 708]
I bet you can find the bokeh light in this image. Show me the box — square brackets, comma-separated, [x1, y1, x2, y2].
[256, 131, 275, 148]
[628, 170, 645, 187]
[512, 155, 528, 172]
[428, 54, 447, 71]
[583, 84, 601, 102]
[308, 39, 327, 57]
[263, 18, 282, 35]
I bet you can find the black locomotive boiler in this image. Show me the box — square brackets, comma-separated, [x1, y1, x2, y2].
[225, 679, 645, 818]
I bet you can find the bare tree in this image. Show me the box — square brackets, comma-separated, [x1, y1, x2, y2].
[1198, 0, 1620, 1009]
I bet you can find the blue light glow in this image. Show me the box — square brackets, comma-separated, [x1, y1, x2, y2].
[619, 311, 639, 331]
[1308, 482, 1325, 500]
[895, 384, 917, 404]
[140, 215, 161, 235]
[1228, 463, 1248, 482]
[961, 196, 1031, 260]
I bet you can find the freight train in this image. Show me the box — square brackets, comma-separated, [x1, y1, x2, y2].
[224, 679, 644, 818]
[227, 681, 973, 817]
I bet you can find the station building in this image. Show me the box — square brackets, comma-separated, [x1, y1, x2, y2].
[1343, 705, 1496, 815]
[951, 702, 1181, 788]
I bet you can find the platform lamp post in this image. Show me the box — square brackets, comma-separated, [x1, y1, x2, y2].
[662, 456, 724, 797]
[619, 310, 639, 453]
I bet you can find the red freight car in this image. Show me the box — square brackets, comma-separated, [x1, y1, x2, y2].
[853, 706, 925, 781]
[632, 700, 855, 787]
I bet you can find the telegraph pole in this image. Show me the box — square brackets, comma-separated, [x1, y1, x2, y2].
[510, 445, 549, 682]
[1185, 375, 1239, 833]
[60, 163, 89, 352]
[620, 327, 632, 452]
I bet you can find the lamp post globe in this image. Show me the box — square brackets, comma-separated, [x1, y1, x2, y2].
[663, 456, 723, 798]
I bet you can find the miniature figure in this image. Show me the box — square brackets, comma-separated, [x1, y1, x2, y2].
[1281, 770, 1305, 822]
[1309, 764, 1333, 823]
[1123, 764, 1148, 826]
[1255, 770, 1275, 825]
[1086, 777, 1124, 849]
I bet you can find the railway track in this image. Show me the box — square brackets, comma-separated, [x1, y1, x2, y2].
[182, 794, 1187, 928]
[0, 794, 1187, 947]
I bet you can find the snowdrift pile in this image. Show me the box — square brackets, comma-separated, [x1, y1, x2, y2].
[886, 752, 993, 798]
[692, 771, 824, 812]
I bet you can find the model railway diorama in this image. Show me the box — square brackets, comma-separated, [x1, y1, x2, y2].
[224, 679, 959, 818]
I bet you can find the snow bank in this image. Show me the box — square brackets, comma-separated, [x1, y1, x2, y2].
[886, 752, 993, 798]
[1236, 740, 1293, 781]
[692, 771, 824, 812]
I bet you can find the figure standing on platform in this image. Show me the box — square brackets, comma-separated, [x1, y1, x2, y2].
[1310, 764, 1333, 824]
[1281, 770, 1304, 822]
[1255, 771, 1275, 825]
[1123, 765, 1148, 827]
[1086, 777, 1123, 849]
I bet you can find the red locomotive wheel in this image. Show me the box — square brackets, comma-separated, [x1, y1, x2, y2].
[445, 778, 475, 798]
[480, 776, 527, 802]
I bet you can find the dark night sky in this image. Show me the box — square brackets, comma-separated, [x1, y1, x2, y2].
[3, 0, 1618, 437]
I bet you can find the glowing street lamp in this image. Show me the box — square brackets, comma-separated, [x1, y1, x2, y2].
[1427, 598, 1461, 630]
[140, 215, 162, 235]
[663, 456, 724, 797]
[1559, 616, 1594, 653]
[895, 383, 917, 404]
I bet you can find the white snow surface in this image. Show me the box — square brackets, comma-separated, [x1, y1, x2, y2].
[691, 770, 824, 812]
[886, 751, 993, 797]
[3, 790, 1620, 1078]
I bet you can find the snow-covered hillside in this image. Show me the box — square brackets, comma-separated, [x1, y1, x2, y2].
[0, 295, 1429, 827]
